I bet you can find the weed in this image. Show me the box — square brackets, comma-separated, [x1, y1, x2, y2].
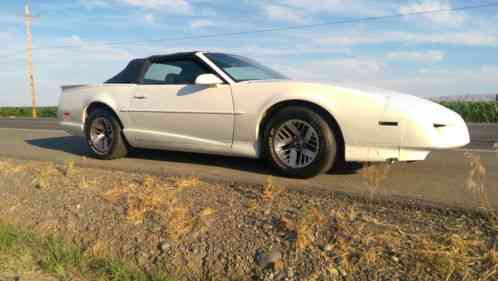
[142, 175, 158, 188]
[282, 206, 325, 252]
[88, 239, 108, 257]
[173, 175, 201, 189]
[78, 177, 96, 189]
[32, 162, 59, 189]
[101, 176, 213, 243]
[464, 153, 497, 228]
[361, 162, 391, 199]
[414, 234, 485, 279]
[165, 204, 216, 242]
[464, 153, 490, 209]
[261, 177, 283, 201]
[165, 202, 192, 241]
[101, 177, 179, 225]
[246, 199, 258, 212]
[0, 160, 25, 175]
[485, 249, 498, 268]
[62, 160, 76, 177]
[0, 223, 173, 281]
[296, 222, 313, 252]
[0, 160, 12, 175]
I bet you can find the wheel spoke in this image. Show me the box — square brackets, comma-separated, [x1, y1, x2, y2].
[288, 149, 297, 167]
[284, 123, 300, 138]
[304, 127, 314, 142]
[277, 132, 293, 146]
[302, 148, 316, 159]
[101, 137, 109, 152]
[94, 133, 105, 143]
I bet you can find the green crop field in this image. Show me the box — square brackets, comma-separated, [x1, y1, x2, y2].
[439, 102, 498, 123]
[0, 107, 57, 118]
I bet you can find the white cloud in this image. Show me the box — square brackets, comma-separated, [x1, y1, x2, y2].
[197, 45, 352, 60]
[144, 14, 156, 24]
[190, 19, 215, 29]
[120, 0, 192, 14]
[276, 54, 498, 97]
[34, 35, 133, 63]
[0, 32, 11, 40]
[0, 34, 136, 106]
[271, 0, 390, 16]
[264, 5, 306, 23]
[283, 57, 384, 82]
[376, 66, 498, 97]
[386, 50, 445, 63]
[399, 0, 465, 26]
[63, 35, 84, 45]
[80, 0, 109, 9]
[317, 31, 498, 47]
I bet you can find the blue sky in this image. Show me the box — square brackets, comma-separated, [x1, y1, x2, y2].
[0, 0, 497, 105]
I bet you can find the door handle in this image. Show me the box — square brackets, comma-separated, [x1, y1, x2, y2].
[133, 95, 146, 99]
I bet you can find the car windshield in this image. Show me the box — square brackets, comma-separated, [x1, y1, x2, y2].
[205, 53, 288, 82]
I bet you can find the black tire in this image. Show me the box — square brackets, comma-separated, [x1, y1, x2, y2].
[84, 109, 128, 160]
[263, 106, 337, 179]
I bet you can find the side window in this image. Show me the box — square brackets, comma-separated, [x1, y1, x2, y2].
[142, 60, 209, 85]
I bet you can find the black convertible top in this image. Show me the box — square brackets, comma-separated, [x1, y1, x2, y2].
[105, 52, 201, 84]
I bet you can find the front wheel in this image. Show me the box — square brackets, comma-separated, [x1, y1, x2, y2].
[263, 107, 337, 179]
[84, 109, 128, 160]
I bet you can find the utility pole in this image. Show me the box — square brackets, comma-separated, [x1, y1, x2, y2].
[24, 4, 37, 118]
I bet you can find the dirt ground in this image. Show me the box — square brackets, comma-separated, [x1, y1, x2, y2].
[0, 157, 496, 281]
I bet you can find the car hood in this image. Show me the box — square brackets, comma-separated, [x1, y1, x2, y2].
[243, 79, 461, 124]
[242, 79, 418, 100]
[243, 80, 410, 97]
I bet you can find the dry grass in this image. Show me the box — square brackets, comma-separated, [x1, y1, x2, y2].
[172, 175, 202, 189]
[31, 162, 59, 190]
[0, 160, 26, 175]
[414, 234, 489, 280]
[280, 206, 325, 252]
[101, 175, 214, 243]
[486, 249, 498, 268]
[61, 160, 76, 177]
[464, 153, 497, 229]
[77, 177, 97, 189]
[101, 176, 171, 224]
[464, 153, 490, 209]
[261, 177, 284, 201]
[247, 199, 258, 212]
[88, 239, 108, 257]
[360, 162, 391, 199]
[245, 177, 285, 214]
[1, 157, 497, 280]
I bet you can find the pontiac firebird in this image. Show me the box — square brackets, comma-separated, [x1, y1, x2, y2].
[58, 51, 470, 178]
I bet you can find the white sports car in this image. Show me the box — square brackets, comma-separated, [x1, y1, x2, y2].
[58, 51, 470, 178]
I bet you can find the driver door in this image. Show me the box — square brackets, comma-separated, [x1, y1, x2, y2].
[127, 59, 234, 153]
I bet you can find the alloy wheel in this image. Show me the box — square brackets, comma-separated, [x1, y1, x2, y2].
[273, 119, 320, 168]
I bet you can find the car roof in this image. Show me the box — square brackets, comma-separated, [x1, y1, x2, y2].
[145, 51, 204, 61]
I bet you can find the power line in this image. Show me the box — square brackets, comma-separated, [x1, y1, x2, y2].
[1, 1, 498, 60]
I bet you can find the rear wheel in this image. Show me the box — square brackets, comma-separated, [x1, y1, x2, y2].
[263, 107, 337, 179]
[84, 109, 128, 160]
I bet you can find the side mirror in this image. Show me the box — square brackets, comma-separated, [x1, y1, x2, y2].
[195, 74, 223, 86]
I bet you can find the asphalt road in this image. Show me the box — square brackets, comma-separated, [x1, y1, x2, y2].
[0, 118, 496, 209]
